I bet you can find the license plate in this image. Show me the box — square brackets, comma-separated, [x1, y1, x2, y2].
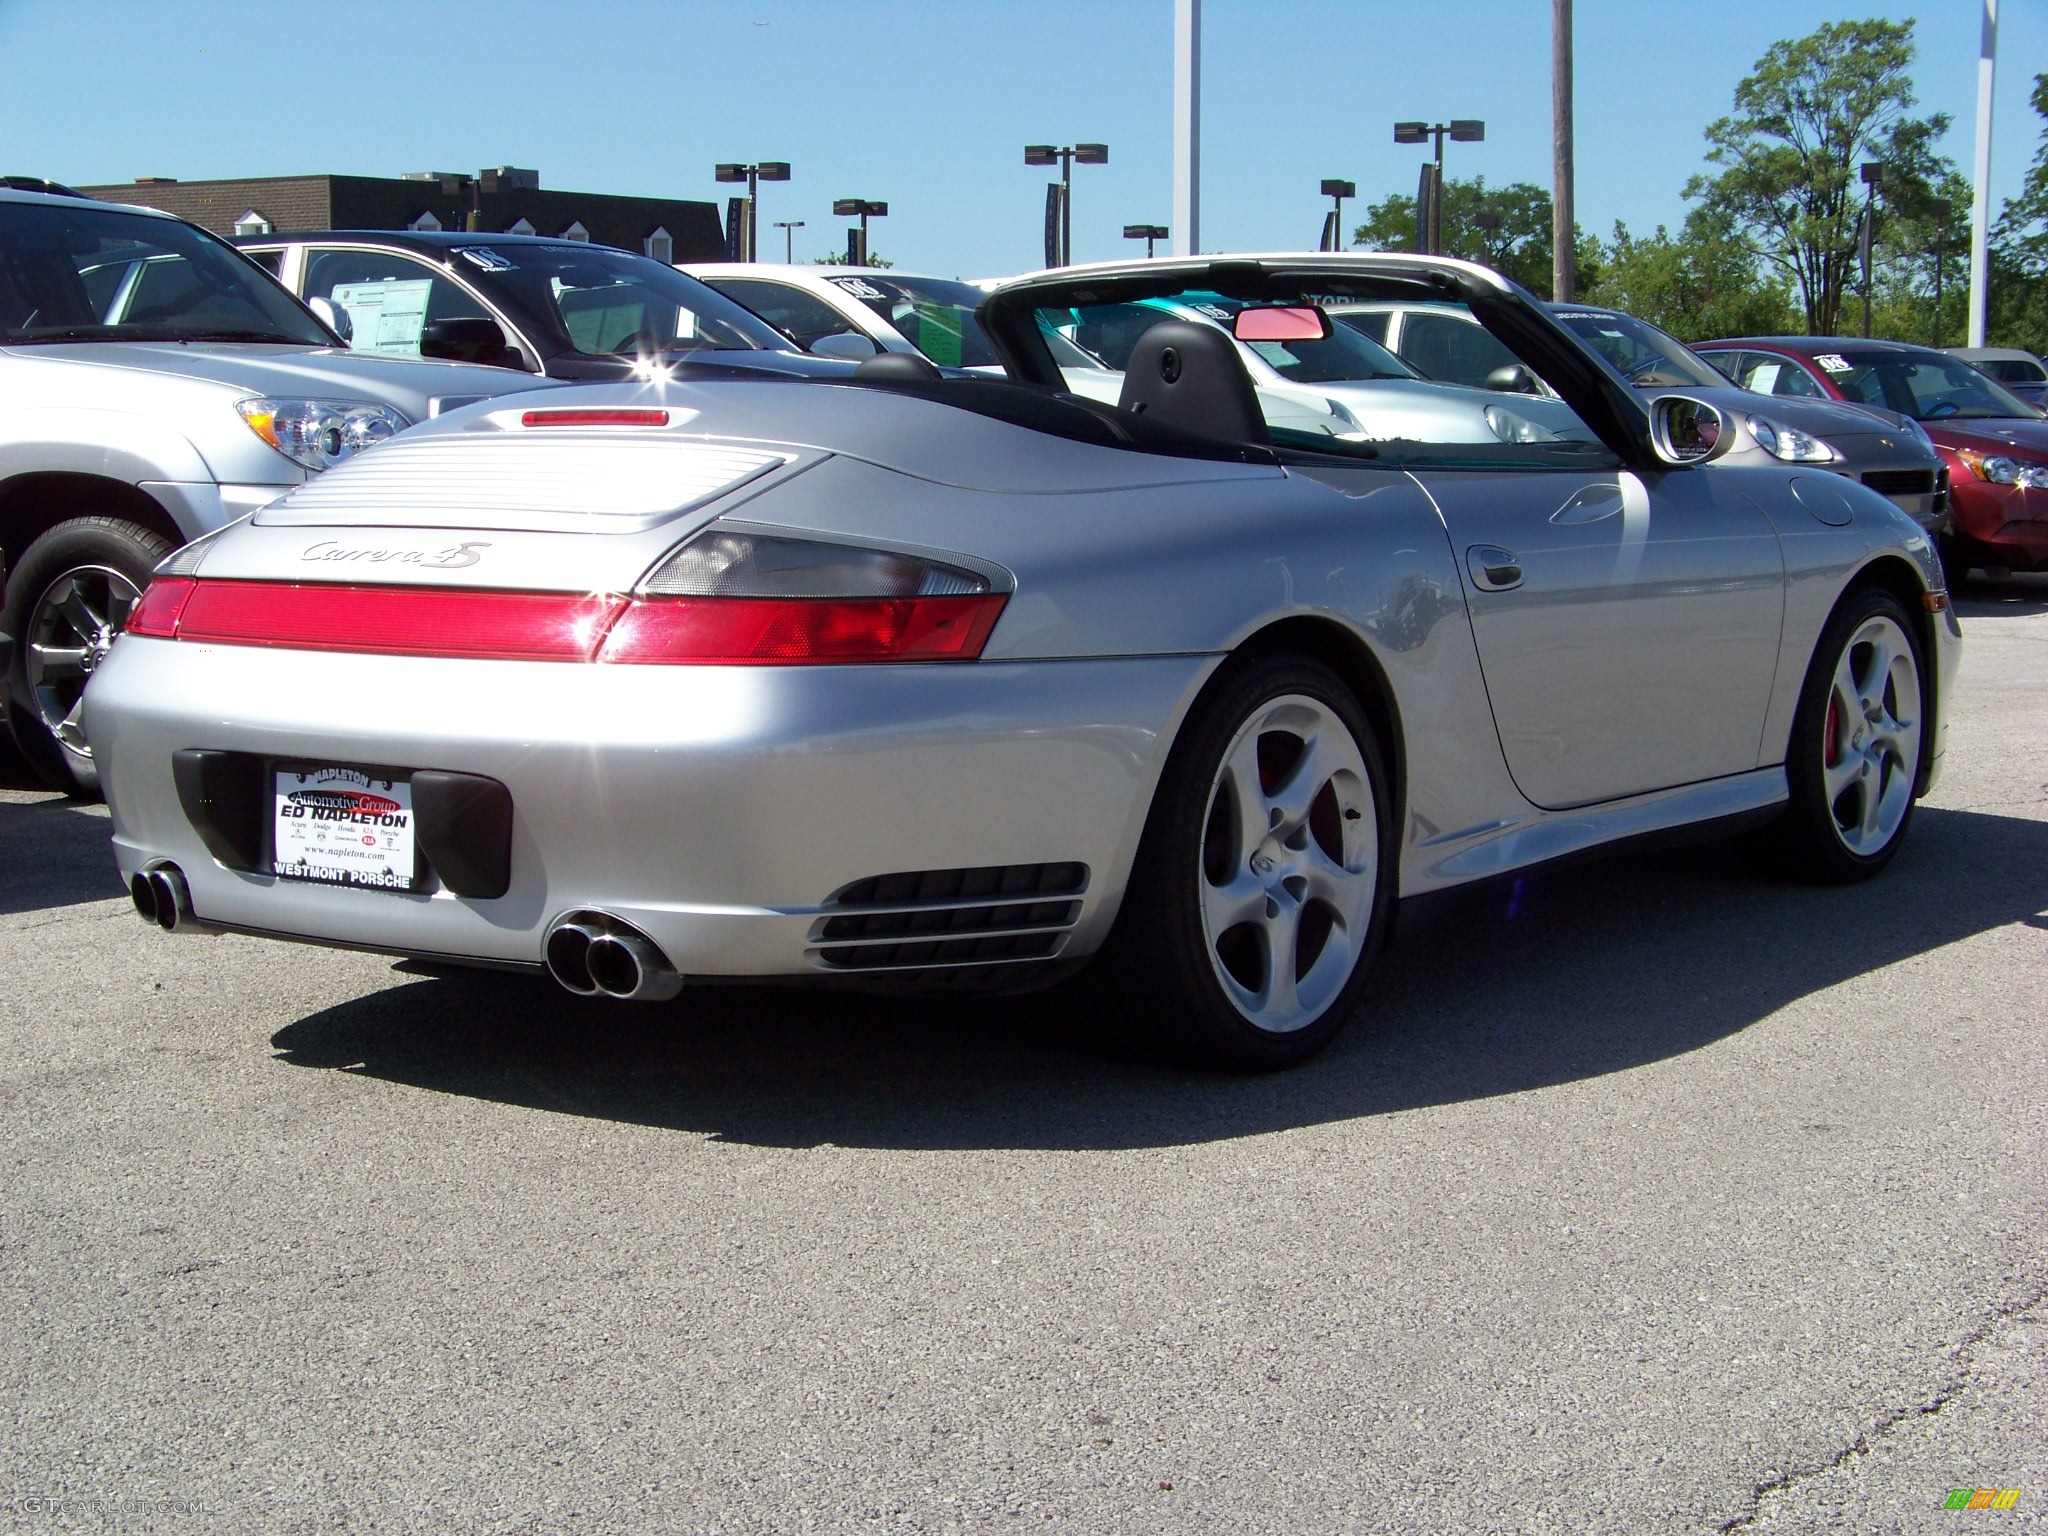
[273, 766, 417, 891]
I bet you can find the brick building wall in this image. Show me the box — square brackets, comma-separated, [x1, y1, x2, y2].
[80, 174, 725, 262]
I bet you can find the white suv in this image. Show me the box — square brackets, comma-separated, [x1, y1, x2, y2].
[0, 186, 559, 792]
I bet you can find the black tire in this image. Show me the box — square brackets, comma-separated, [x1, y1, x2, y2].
[1936, 531, 1969, 590]
[2, 516, 173, 797]
[1098, 654, 1397, 1071]
[1772, 586, 1928, 884]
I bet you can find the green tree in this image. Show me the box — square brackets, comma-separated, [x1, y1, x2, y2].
[1352, 177, 1577, 297]
[1687, 19, 1951, 336]
[1582, 208, 1796, 341]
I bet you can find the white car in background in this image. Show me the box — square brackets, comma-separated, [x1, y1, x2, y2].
[682, 264, 1122, 400]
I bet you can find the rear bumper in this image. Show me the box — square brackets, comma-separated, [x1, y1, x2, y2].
[83, 638, 1209, 980]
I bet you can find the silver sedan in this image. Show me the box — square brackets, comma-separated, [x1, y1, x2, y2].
[83, 253, 1960, 1070]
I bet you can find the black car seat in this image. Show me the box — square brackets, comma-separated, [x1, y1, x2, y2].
[1116, 319, 1266, 444]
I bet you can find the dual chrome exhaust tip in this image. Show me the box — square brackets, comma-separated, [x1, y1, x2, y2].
[129, 862, 201, 933]
[544, 912, 683, 1002]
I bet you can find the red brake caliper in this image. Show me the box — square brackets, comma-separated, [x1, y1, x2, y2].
[1824, 692, 1841, 766]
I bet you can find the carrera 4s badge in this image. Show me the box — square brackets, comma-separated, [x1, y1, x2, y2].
[300, 540, 489, 569]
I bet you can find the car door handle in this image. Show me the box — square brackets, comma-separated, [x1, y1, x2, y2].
[1467, 545, 1523, 592]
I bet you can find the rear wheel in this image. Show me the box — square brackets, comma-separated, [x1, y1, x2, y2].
[1106, 655, 1395, 1070]
[2, 517, 172, 796]
[1774, 587, 1926, 883]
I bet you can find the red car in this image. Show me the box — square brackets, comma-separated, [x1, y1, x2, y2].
[1698, 337, 2048, 579]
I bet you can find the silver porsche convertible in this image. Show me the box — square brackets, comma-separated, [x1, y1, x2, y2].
[84, 254, 1960, 1069]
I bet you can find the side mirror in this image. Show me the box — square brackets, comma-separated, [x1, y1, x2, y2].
[1648, 395, 1734, 466]
[420, 316, 516, 367]
[1484, 363, 1539, 394]
[308, 296, 351, 344]
[1232, 305, 1332, 343]
[809, 331, 880, 360]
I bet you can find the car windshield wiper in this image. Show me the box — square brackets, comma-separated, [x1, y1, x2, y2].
[6, 325, 184, 344]
[174, 329, 311, 344]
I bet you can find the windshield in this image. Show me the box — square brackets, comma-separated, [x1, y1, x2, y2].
[0, 200, 331, 345]
[1052, 297, 1417, 383]
[824, 273, 1002, 368]
[474, 245, 793, 356]
[1975, 357, 2046, 385]
[1821, 350, 2037, 421]
[1550, 309, 1727, 390]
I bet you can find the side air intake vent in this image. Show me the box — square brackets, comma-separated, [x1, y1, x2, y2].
[810, 862, 1087, 972]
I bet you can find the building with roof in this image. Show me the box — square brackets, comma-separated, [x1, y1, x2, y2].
[80, 167, 723, 264]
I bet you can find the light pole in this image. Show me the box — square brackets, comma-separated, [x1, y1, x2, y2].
[713, 160, 790, 262]
[1859, 161, 1881, 339]
[1394, 119, 1484, 255]
[773, 219, 804, 264]
[1928, 197, 1952, 348]
[1319, 179, 1355, 252]
[1025, 142, 1108, 266]
[832, 199, 887, 266]
[1473, 209, 1503, 268]
[1123, 223, 1169, 258]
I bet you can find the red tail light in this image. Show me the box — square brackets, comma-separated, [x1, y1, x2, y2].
[123, 575, 197, 637]
[600, 594, 1008, 664]
[117, 579, 1006, 664]
[520, 408, 670, 428]
[156, 581, 626, 661]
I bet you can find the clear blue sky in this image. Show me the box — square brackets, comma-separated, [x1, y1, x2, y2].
[1, 0, 2041, 278]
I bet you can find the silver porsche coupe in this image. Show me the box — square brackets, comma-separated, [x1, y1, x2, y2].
[83, 254, 1960, 1070]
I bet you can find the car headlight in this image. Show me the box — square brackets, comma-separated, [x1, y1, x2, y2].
[1484, 405, 1559, 444]
[1745, 415, 1838, 462]
[236, 398, 408, 472]
[1957, 447, 2048, 488]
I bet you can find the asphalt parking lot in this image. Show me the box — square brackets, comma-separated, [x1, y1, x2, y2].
[2, 577, 2043, 1536]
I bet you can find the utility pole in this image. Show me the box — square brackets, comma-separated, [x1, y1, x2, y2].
[1551, 0, 1575, 301]
[1967, 0, 1996, 346]
[1173, 0, 1201, 257]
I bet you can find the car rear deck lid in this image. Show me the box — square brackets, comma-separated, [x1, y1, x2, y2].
[253, 432, 794, 533]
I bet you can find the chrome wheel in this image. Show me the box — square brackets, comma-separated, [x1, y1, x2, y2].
[25, 563, 142, 760]
[1820, 613, 1921, 857]
[1197, 693, 1380, 1033]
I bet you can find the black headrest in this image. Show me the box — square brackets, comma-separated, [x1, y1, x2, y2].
[855, 350, 944, 382]
[1116, 320, 1266, 445]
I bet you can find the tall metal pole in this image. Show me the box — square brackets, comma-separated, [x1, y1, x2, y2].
[1551, 0, 1575, 301]
[1173, 0, 1201, 256]
[1061, 150, 1073, 268]
[1430, 130, 1445, 256]
[1967, 0, 1997, 346]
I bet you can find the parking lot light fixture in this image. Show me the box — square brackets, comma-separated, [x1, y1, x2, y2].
[1025, 141, 1109, 265]
[833, 199, 887, 266]
[1860, 162, 1882, 339]
[1394, 119, 1485, 254]
[1123, 223, 1169, 258]
[712, 160, 791, 261]
[1319, 179, 1356, 251]
[773, 219, 804, 264]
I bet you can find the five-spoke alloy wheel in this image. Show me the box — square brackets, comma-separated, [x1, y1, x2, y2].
[2, 516, 172, 795]
[1106, 654, 1394, 1070]
[1778, 587, 1928, 882]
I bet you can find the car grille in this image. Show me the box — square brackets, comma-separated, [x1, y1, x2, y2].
[811, 862, 1087, 972]
[1862, 468, 1936, 497]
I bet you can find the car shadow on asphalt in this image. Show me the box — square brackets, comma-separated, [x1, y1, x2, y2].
[268, 805, 2048, 1150]
[1953, 569, 2048, 616]
[0, 771, 121, 917]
